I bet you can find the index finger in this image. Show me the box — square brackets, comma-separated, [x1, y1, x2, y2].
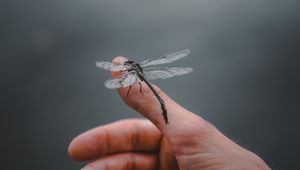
[68, 119, 161, 161]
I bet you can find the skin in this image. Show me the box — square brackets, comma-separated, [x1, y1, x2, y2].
[68, 57, 271, 170]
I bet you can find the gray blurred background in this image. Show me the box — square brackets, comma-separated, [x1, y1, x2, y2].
[1, 0, 300, 169]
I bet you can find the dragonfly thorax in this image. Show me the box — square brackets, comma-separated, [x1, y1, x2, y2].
[125, 60, 143, 73]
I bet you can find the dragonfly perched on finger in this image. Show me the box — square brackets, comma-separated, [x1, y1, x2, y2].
[96, 49, 193, 124]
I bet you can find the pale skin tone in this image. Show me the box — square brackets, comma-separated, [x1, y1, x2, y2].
[68, 57, 271, 170]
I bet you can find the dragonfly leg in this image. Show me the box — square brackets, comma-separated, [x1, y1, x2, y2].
[126, 85, 132, 98]
[138, 81, 144, 94]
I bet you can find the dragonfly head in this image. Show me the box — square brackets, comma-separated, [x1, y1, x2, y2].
[124, 60, 135, 64]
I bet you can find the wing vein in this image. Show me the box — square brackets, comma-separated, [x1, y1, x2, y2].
[143, 67, 193, 80]
[140, 49, 190, 67]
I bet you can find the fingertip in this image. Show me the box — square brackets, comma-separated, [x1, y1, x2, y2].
[112, 56, 127, 64]
[68, 137, 83, 161]
[68, 134, 99, 161]
[68, 138, 78, 160]
[111, 56, 128, 78]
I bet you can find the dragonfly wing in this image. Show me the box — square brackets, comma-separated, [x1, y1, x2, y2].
[105, 71, 138, 89]
[96, 61, 128, 71]
[140, 49, 191, 67]
[143, 67, 193, 80]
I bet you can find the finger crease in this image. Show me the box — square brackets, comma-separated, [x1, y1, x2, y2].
[130, 154, 136, 170]
[103, 128, 111, 155]
[131, 122, 140, 151]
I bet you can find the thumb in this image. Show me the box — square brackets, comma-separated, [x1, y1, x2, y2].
[110, 57, 271, 170]
[111, 57, 208, 136]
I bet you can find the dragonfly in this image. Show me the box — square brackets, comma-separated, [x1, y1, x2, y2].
[96, 49, 193, 124]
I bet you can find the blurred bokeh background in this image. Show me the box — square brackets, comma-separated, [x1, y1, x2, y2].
[1, 0, 299, 169]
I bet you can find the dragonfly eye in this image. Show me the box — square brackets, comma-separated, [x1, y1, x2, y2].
[125, 60, 134, 64]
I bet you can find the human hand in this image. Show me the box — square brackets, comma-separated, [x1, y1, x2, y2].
[68, 57, 271, 170]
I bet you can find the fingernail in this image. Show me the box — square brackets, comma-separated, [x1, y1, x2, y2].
[81, 164, 93, 170]
[80, 166, 87, 170]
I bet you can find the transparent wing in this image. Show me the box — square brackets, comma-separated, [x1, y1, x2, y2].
[140, 49, 191, 67]
[96, 61, 129, 71]
[143, 67, 193, 80]
[105, 71, 138, 89]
